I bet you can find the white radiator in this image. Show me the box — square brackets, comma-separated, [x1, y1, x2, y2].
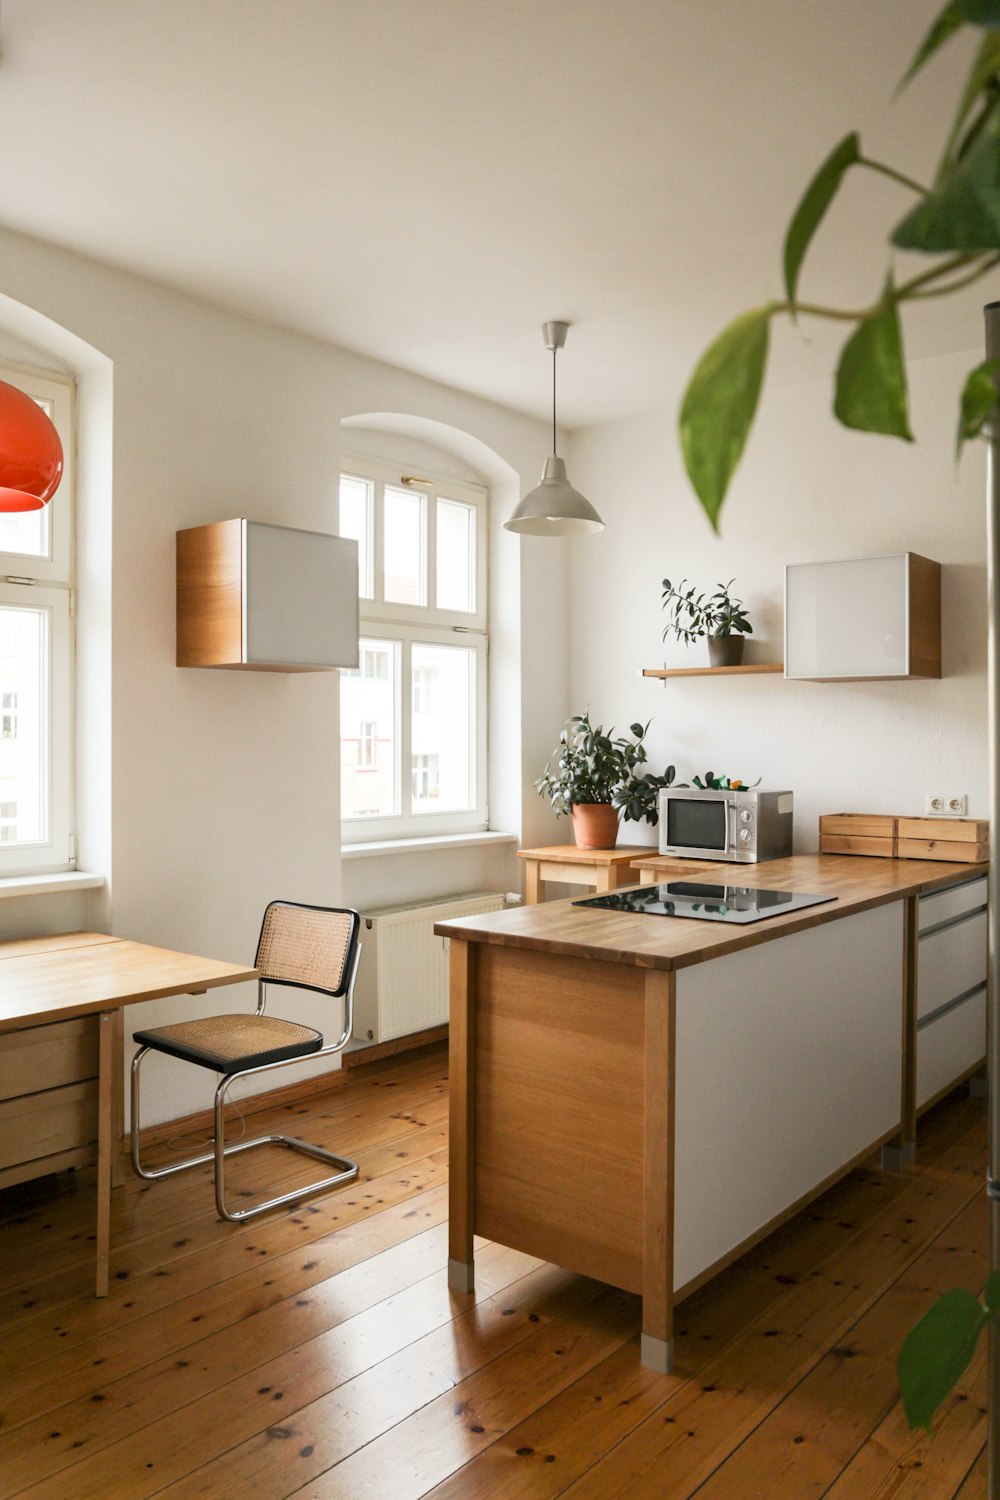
[351, 891, 504, 1043]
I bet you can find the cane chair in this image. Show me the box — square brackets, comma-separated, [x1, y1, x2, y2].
[130, 900, 362, 1222]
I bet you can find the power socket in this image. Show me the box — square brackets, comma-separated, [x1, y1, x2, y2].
[924, 793, 968, 817]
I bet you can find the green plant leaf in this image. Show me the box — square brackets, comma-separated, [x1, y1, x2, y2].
[901, 4, 968, 88]
[893, 105, 1000, 251]
[902, 0, 1000, 91]
[898, 1288, 988, 1432]
[679, 306, 772, 532]
[834, 294, 913, 439]
[783, 133, 861, 313]
[957, 357, 1000, 455]
[935, 30, 1000, 182]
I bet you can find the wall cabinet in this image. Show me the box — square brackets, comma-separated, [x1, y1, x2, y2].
[177, 519, 359, 671]
[784, 552, 940, 681]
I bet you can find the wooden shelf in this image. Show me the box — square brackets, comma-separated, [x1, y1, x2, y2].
[642, 663, 784, 679]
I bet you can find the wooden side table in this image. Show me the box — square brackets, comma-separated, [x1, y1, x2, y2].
[517, 845, 653, 904]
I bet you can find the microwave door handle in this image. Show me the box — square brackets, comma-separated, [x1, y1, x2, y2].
[727, 800, 739, 855]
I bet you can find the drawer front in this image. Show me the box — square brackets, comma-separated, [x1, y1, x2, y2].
[918, 877, 987, 933]
[917, 910, 987, 1021]
[917, 990, 986, 1110]
[0, 1017, 99, 1103]
[0, 1080, 99, 1170]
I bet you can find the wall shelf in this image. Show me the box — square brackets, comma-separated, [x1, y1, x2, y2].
[642, 663, 784, 680]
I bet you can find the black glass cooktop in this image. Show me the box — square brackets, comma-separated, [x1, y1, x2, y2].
[574, 881, 837, 925]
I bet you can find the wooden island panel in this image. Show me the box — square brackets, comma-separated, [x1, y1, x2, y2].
[472, 944, 646, 1294]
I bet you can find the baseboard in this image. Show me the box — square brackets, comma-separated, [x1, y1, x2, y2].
[342, 1024, 448, 1068]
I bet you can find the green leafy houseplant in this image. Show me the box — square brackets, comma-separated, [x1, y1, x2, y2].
[677, 0, 1000, 1436]
[661, 578, 753, 645]
[679, 1, 1000, 535]
[534, 711, 676, 828]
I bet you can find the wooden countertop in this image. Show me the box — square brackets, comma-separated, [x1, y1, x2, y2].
[435, 854, 988, 972]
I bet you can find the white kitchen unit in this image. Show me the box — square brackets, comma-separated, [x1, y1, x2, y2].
[176, 518, 359, 671]
[915, 874, 987, 1112]
[671, 902, 903, 1290]
[784, 552, 941, 681]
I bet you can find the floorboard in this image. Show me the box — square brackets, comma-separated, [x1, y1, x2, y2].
[0, 1045, 988, 1499]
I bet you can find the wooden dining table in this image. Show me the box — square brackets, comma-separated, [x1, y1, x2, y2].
[0, 930, 257, 1295]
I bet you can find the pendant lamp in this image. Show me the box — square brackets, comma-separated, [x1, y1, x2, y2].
[0, 378, 64, 512]
[504, 321, 604, 536]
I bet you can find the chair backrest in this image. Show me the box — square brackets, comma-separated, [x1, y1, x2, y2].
[254, 901, 361, 998]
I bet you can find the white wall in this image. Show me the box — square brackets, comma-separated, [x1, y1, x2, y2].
[0, 225, 569, 1124]
[563, 346, 988, 854]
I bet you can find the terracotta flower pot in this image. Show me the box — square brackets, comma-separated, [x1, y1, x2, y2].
[571, 802, 620, 850]
[708, 634, 745, 668]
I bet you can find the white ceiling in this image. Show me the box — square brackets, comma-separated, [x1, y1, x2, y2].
[0, 0, 991, 426]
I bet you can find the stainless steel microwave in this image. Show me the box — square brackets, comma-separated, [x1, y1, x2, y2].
[657, 787, 794, 863]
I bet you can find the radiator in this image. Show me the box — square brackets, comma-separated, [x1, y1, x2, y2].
[351, 891, 504, 1043]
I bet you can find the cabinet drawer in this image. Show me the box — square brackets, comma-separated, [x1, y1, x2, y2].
[0, 1017, 99, 1103]
[917, 909, 986, 1021]
[918, 877, 987, 933]
[917, 989, 986, 1110]
[0, 1079, 99, 1170]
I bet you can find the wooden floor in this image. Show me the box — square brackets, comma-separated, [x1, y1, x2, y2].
[0, 1043, 989, 1498]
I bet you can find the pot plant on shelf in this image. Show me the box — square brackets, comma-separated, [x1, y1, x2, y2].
[535, 711, 676, 849]
[661, 577, 753, 667]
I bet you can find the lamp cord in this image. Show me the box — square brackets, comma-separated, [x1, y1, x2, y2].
[552, 346, 558, 456]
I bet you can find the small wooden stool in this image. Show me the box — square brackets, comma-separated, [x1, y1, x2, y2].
[517, 845, 652, 904]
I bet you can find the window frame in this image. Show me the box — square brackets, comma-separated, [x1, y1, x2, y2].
[340, 452, 487, 632]
[0, 364, 75, 876]
[339, 450, 489, 846]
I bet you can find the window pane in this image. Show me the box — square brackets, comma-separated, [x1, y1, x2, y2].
[340, 636, 398, 817]
[339, 473, 373, 599]
[436, 498, 475, 614]
[0, 605, 47, 843]
[411, 642, 474, 814]
[384, 486, 426, 606]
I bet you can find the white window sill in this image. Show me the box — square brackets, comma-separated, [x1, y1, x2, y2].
[0, 870, 106, 900]
[341, 830, 517, 860]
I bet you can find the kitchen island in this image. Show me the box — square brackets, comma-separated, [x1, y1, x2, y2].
[436, 853, 987, 1373]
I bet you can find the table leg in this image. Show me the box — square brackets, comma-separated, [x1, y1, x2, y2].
[642, 968, 676, 1373]
[448, 939, 477, 1293]
[595, 866, 613, 894]
[111, 1008, 126, 1188]
[96, 1010, 115, 1297]
[524, 862, 541, 905]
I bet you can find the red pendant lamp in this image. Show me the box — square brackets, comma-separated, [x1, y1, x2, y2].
[0, 378, 64, 512]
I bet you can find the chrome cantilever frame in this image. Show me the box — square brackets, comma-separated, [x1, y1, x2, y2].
[130, 942, 362, 1223]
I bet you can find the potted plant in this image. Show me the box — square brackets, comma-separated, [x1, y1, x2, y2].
[661, 577, 753, 667]
[535, 711, 676, 849]
[674, 0, 1000, 1438]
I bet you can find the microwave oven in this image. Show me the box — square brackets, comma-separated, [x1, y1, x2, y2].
[657, 787, 794, 863]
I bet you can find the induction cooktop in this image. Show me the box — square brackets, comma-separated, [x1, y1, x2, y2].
[573, 881, 837, 924]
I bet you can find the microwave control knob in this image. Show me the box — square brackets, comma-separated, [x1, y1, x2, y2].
[739, 809, 752, 824]
[739, 828, 752, 843]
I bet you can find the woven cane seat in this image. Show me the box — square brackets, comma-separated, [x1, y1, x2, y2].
[132, 1013, 323, 1074]
[256, 903, 357, 995]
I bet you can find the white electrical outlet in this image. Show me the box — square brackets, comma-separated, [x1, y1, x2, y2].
[924, 793, 968, 817]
